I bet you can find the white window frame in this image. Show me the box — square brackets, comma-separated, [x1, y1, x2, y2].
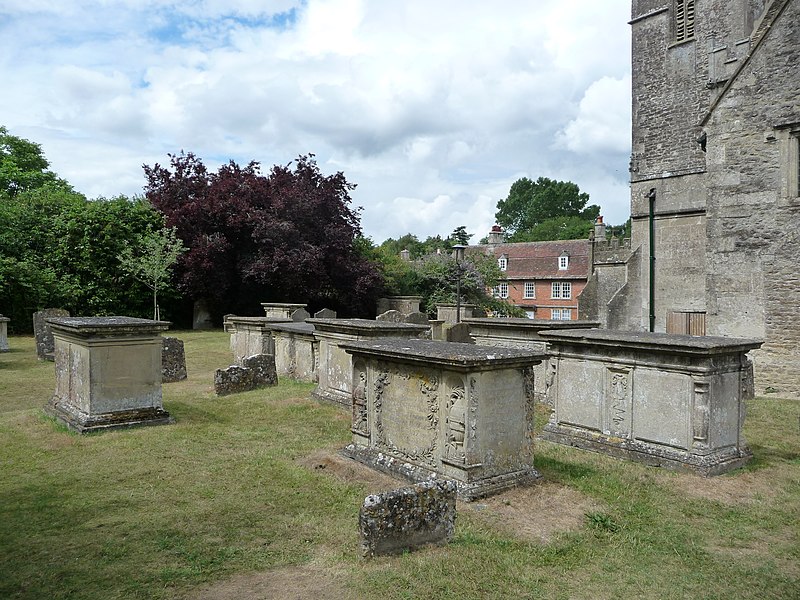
[494, 283, 509, 299]
[498, 256, 507, 271]
[551, 308, 572, 320]
[558, 255, 569, 270]
[523, 281, 536, 299]
[551, 281, 572, 299]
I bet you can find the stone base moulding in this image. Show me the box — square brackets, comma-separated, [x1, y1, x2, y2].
[45, 316, 174, 434]
[538, 329, 762, 476]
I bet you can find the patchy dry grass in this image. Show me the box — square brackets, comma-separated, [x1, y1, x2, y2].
[1, 331, 798, 600]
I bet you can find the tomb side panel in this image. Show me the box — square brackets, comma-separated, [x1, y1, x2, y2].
[632, 368, 691, 449]
[709, 371, 743, 450]
[91, 340, 162, 412]
[555, 358, 605, 431]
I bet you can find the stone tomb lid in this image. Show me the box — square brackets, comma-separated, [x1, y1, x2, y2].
[307, 318, 429, 335]
[538, 328, 763, 354]
[341, 339, 546, 370]
[464, 317, 601, 330]
[227, 316, 292, 326]
[45, 316, 171, 335]
[269, 321, 316, 334]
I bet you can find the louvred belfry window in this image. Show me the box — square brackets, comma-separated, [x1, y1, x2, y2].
[675, 0, 695, 42]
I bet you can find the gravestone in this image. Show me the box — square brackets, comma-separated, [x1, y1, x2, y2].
[376, 310, 403, 322]
[404, 311, 429, 325]
[359, 480, 457, 558]
[44, 316, 173, 433]
[314, 308, 337, 319]
[214, 354, 277, 396]
[33, 308, 69, 360]
[291, 307, 311, 322]
[0, 315, 9, 352]
[445, 322, 473, 343]
[192, 299, 214, 330]
[162, 336, 187, 382]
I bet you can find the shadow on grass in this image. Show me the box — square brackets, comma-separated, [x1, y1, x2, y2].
[534, 454, 599, 483]
[166, 401, 230, 426]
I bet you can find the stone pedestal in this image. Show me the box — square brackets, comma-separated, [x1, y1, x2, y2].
[538, 329, 762, 475]
[436, 304, 479, 324]
[227, 316, 291, 365]
[341, 339, 546, 500]
[376, 296, 422, 316]
[0, 315, 9, 352]
[464, 318, 600, 402]
[261, 303, 307, 319]
[308, 318, 428, 408]
[44, 317, 173, 433]
[271, 322, 318, 382]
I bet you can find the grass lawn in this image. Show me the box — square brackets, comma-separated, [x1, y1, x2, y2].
[1, 330, 798, 599]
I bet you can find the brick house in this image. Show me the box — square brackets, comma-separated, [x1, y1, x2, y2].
[472, 228, 590, 320]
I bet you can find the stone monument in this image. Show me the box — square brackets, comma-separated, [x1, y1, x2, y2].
[33, 308, 69, 360]
[44, 316, 173, 433]
[0, 315, 9, 352]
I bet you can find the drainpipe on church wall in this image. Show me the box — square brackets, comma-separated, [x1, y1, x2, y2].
[647, 188, 656, 332]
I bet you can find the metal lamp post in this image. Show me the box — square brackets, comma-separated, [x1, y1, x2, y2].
[452, 244, 467, 323]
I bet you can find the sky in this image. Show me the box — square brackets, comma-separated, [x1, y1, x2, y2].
[0, 0, 632, 244]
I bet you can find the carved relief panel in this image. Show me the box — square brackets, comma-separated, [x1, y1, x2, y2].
[604, 367, 632, 438]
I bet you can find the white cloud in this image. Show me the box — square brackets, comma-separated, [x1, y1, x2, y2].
[0, 0, 633, 243]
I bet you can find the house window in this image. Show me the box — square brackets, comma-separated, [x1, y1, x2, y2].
[551, 281, 572, 299]
[523, 282, 536, 299]
[674, 0, 695, 42]
[558, 255, 569, 270]
[551, 308, 572, 320]
[494, 283, 509, 299]
[498, 256, 507, 271]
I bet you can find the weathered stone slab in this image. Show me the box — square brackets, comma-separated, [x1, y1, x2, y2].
[271, 322, 318, 382]
[314, 308, 337, 319]
[444, 322, 473, 343]
[308, 318, 429, 408]
[162, 336, 187, 382]
[342, 339, 546, 500]
[464, 318, 600, 403]
[44, 316, 173, 433]
[359, 480, 456, 558]
[214, 354, 277, 396]
[0, 315, 9, 352]
[376, 310, 403, 322]
[193, 299, 214, 329]
[539, 329, 762, 476]
[33, 308, 69, 360]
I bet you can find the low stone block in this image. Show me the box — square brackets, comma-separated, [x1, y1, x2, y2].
[162, 336, 187, 382]
[214, 354, 277, 396]
[314, 308, 337, 319]
[33, 308, 69, 360]
[359, 480, 456, 558]
[404, 311, 429, 325]
[0, 315, 9, 352]
[445, 322, 473, 343]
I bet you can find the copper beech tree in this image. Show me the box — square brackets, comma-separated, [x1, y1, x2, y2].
[143, 153, 383, 319]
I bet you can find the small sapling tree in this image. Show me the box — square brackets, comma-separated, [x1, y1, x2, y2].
[119, 226, 187, 320]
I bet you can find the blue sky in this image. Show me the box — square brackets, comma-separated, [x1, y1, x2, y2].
[0, 0, 632, 244]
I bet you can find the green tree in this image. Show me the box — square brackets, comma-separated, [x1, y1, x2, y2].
[119, 227, 187, 320]
[448, 225, 472, 246]
[0, 126, 69, 196]
[495, 176, 600, 241]
[509, 215, 595, 242]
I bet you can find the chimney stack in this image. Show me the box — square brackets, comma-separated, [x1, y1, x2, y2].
[488, 225, 504, 245]
[594, 216, 606, 241]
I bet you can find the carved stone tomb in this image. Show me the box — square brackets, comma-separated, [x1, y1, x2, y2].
[342, 339, 546, 500]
